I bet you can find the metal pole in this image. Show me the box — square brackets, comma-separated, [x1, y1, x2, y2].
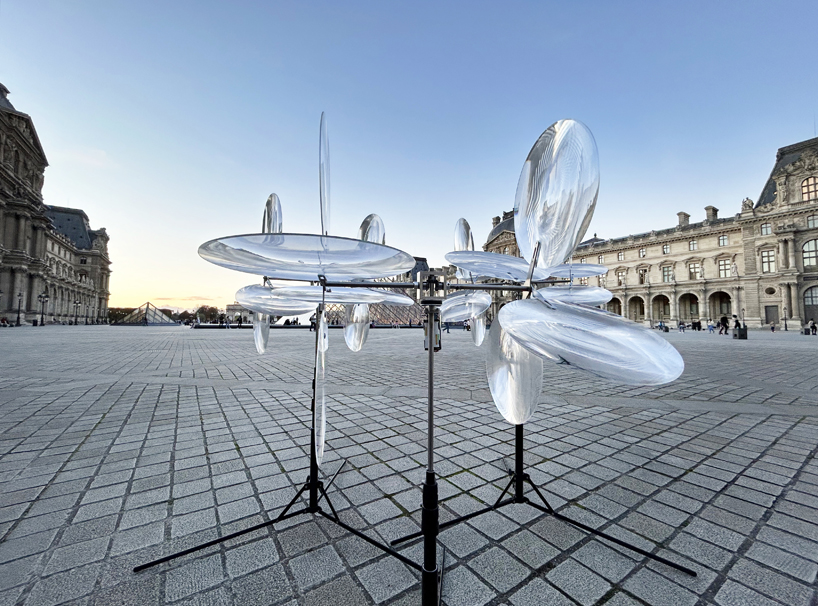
[514, 424, 524, 502]
[421, 302, 440, 606]
[16, 292, 22, 326]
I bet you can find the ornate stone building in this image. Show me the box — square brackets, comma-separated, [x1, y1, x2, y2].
[484, 136, 818, 329]
[0, 83, 111, 324]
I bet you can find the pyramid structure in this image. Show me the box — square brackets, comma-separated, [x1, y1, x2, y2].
[114, 302, 176, 325]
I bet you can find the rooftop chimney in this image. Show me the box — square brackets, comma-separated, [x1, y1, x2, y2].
[705, 206, 719, 221]
[492, 216, 501, 228]
[677, 212, 690, 227]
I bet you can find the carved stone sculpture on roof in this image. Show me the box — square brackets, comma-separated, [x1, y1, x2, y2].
[741, 197, 754, 212]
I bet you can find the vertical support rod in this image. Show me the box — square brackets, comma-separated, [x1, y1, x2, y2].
[421, 303, 440, 606]
[309, 300, 324, 512]
[514, 424, 525, 502]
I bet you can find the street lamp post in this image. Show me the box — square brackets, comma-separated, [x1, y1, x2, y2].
[38, 291, 49, 327]
[784, 306, 788, 331]
[73, 300, 80, 326]
[16, 292, 23, 326]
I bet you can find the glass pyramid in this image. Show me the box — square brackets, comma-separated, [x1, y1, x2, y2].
[115, 302, 176, 325]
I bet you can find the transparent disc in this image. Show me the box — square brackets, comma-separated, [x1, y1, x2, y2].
[263, 194, 283, 234]
[441, 291, 492, 323]
[547, 263, 608, 279]
[514, 119, 600, 267]
[314, 311, 328, 467]
[445, 251, 553, 283]
[319, 112, 330, 235]
[486, 318, 543, 425]
[471, 313, 486, 346]
[253, 312, 270, 354]
[358, 214, 386, 244]
[236, 285, 315, 316]
[453, 218, 474, 280]
[199, 233, 416, 281]
[533, 285, 612, 306]
[499, 299, 684, 385]
[269, 285, 414, 305]
[343, 303, 370, 352]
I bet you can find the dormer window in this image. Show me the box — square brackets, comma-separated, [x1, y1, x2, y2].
[803, 176, 818, 202]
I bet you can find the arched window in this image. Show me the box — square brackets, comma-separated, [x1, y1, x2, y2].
[804, 240, 818, 267]
[806, 286, 818, 306]
[803, 177, 818, 202]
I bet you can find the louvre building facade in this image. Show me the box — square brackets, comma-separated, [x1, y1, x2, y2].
[485, 136, 818, 329]
[0, 84, 111, 325]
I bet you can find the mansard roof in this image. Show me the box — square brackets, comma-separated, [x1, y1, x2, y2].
[756, 136, 818, 208]
[46, 205, 94, 249]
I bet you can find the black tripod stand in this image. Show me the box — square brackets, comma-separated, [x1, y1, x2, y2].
[391, 423, 697, 578]
[134, 298, 423, 576]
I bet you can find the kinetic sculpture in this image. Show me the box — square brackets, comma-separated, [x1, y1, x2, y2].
[135, 116, 693, 605]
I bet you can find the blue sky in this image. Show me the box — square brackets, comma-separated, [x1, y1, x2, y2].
[2, 1, 816, 308]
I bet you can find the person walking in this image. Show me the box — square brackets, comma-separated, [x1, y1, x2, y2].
[770, 321, 776, 333]
[707, 319, 714, 333]
[719, 315, 729, 335]
[309, 313, 316, 332]
[809, 319, 816, 335]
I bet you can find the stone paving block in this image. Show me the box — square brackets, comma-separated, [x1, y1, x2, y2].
[225, 537, 279, 578]
[714, 579, 780, 606]
[624, 567, 698, 606]
[44, 535, 110, 574]
[439, 565, 495, 606]
[467, 546, 530, 593]
[746, 541, 818, 583]
[288, 545, 344, 590]
[572, 540, 637, 583]
[728, 557, 814, 606]
[355, 557, 417, 604]
[25, 562, 102, 606]
[547, 558, 612, 606]
[165, 554, 225, 602]
[303, 575, 367, 606]
[509, 577, 574, 606]
[0, 528, 58, 564]
[110, 520, 165, 556]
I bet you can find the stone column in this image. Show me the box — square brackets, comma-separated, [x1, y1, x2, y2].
[789, 240, 797, 271]
[15, 215, 26, 251]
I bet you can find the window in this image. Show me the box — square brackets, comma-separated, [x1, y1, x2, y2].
[718, 259, 730, 278]
[688, 262, 701, 280]
[503, 246, 509, 255]
[806, 286, 818, 305]
[689, 240, 697, 251]
[580, 258, 587, 263]
[618, 251, 624, 261]
[638, 268, 648, 284]
[808, 215, 817, 229]
[616, 270, 626, 286]
[598, 255, 604, 264]
[579, 277, 588, 285]
[761, 250, 776, 273]
[760, 223, 771, 236]
[719, 235, 728, 247]
[804, 240, 818, 267]
[803, 176, 818, 201]
[80, 258, 87, 265]
[662, 266, 673, 282]
[639, 248, 646, 258]
[662, 244, 670, 254]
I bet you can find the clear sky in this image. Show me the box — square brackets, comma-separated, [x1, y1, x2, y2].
[2, 1, 817, 310]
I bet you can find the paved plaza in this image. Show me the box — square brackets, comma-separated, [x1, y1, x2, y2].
[0, 326, 817, 606]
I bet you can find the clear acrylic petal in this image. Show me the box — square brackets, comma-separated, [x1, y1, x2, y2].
[441, 291, 492, 323]
[200, 234, 416, 281]
[343, 303, 370, 352]
[547, 263, 608, 279]
[358, 214, 386, 244]
[514, 119, 600, 266]
[533, 285, 612, 307]
[269, 285, 414, 305]
[453, 218, 474, 280]
[252, 312, 270, 354]
[445, 251, 552, 283]
[263, 194, 283, 234]
[319, 112, 330, 235]
[498, 299, 684, 385]
[471, 313, 486, 346]
[314, 311, 328, 466]
[236, 285, 315, 316]
[486, 318, 543, 425]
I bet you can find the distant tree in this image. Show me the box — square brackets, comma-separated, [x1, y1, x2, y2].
[159, 308, 175, 320]
[179, 311, 193, 322]
[195, 305, 220, 322]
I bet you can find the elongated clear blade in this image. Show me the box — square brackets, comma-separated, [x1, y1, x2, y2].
[533, 285, 612, 307]
[343, 303, 370, 352]
[453, 218, 474, 280]
[358, 214, 386, 244]
[471, 313, 486, 346]
[499, 299, 684, 385]
[514, 119, 600, 267]
[486, 318, 543, 425]
[252, 312, 270, 354]
[319, 112, 330, 235]
[263, 194, 283, 234]
[441, 291, 492, 323]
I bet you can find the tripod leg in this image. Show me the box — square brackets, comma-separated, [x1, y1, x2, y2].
[493, 476, 515, 507]
[276, 481, 310, 521]
[318, 482, 339, 520]
[524, 476, 555, 514]
[437, 546, 446, 606]
[317, 459, 346, 506]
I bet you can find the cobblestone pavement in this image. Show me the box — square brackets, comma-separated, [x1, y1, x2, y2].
[1, 326, 817, 606]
